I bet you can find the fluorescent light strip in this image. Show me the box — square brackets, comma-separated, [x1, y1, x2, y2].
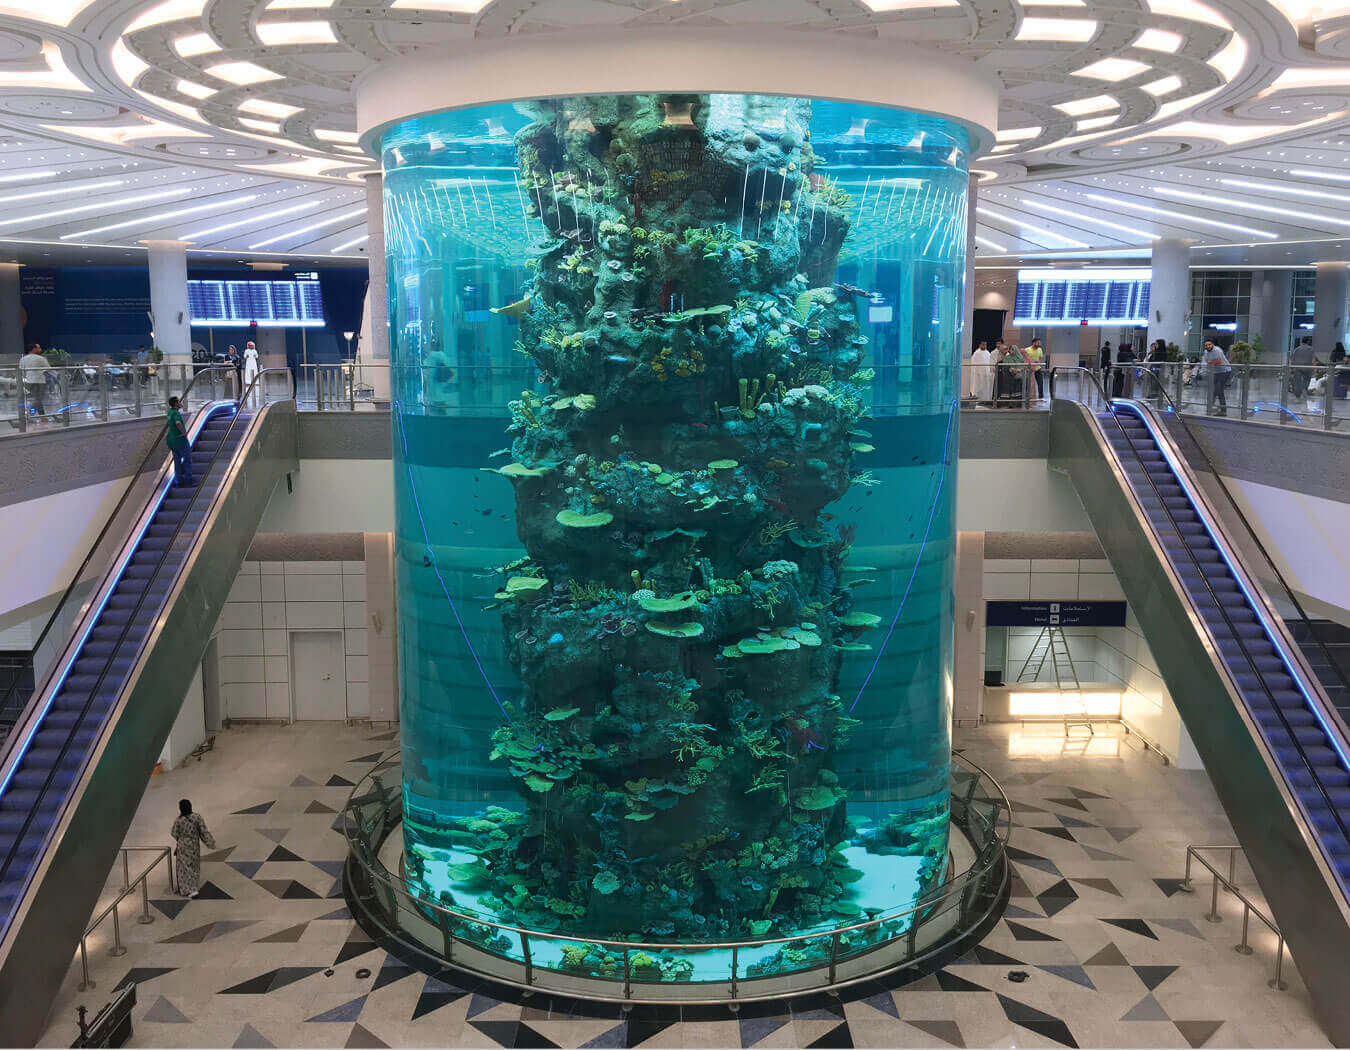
[1081, 192, 1277, 238]
[975, 234, 1007, 252]
[1288, 168, 1350, 184]
[979, 204, 1090, 248]
[0, 168, 58, 185]
[184, 198, 324, 240]
[1016, 16, 1097, 41]
[248, 206, 364, 249]
[0, 185, 194, 230]
[1223, 176, 1350, 203]
[330, 233, 368, 252]
[1020, 199, 1159, 240]
[61, 193, 259, 240]
[0, 177, 125, 206]
[1153, 185, 1350, 228]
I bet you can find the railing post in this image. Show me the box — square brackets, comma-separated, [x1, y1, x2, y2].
[1180, 847, 1195, 892]
[438, 912, 454, 964]
[1227, 848, 1237, 893]
[729, 946, 738, 1000]
[1174, 360, 1183, 414]
[99, 366, 109, 422]
[1269, 937, 1288, 990]
[109, 902, 126, 956]
[16, 373, 26, 432]
[1235, 905, 1252, 955]
[1206, 872, 1222, 923]
[59, 368, 70, 427]
[133, 364, 143, 418]
[521, 932, 533, 990]
[1239, 365, 1250, 420]
[827, 931, 841, 985]
[77, 937, 94, 991]
[122, 849, 130, 891]
[1279, 365, 1289, 426]
[1324, 365, 1335, 431]
[622, 947, 632, 1001]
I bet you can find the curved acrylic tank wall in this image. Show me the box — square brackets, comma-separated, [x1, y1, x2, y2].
[384, 94, 968, 981]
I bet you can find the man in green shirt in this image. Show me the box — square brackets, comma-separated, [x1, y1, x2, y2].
[1023, 338, 1046, 401]
[165, 396, 193, 487]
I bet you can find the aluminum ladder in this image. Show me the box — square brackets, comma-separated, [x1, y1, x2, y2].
[1016, 626, 1094, 737]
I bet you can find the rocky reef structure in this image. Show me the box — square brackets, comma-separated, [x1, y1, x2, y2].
[412, 94, 947, 959]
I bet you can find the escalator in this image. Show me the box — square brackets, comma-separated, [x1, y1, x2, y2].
[1050, 369, 1350, 1044]
[0, 370, 298, 1045]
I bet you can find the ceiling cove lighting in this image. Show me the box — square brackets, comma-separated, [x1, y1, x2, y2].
[1054, 95, 1119, 116]
[0, 42, 89, 93]
[1220, 177, 1350, 203]
[1208, 34, 1247, 81]
[255, 20, 338, 46]
[1016, 17, 1098, 41]
[1077, 114, 1119, 131]
[61, 193, 260, 240]
[330, 233, 369, 252]
[1153, 185, 1350, 228]
[1288, 168, 1350, 183]
[175, 78, 215, 99]
[1144, 0, 1231, 29]
[387, 0, 498, 9]
[1020, 199, 1160, 240]
[0, 169, 58, 185]
[239, 98, 300, 118]
[173, 32, 219, 57]
[183, 198, 324, 239]
[979, 204, 1090, 248]
[248, 206, 365, 249]
[314, 128, 360, 144]
[1133, 27, 1183, 51]
[1082, 192, 1278, 237]
[204, 61, 281, 85]
[0, 177, 126, 206]
[126, 0, 207, 32]
[1142, 74, 1184, 95]
[996, 126, 1042, 143]
[0, 185, 193, 230]
[268, 0, 334, 7]
[1073, 57, 1151, 81]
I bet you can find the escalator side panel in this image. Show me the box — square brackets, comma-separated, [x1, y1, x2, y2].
[1049, 399, 1350, 1046]
[0, 401, 298, 1047]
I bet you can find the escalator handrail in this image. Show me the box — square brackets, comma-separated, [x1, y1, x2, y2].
[1051, 367, 1350, 884]
[1065, 364, 1350, 704]
[0, 368, 294, 925]
[0, 365, 239, 725]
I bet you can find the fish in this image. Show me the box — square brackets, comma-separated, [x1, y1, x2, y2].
[490, 295, 531, 319]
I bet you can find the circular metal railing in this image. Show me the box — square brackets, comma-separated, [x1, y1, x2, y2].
[341, 750, 1010, 1003]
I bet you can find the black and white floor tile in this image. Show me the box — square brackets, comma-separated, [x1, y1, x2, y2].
[37, 724, 1329, 1048]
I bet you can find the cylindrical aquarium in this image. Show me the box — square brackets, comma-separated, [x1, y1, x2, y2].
[383, 93, 969, 983]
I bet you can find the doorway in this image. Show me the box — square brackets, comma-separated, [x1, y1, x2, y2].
[289, 630, 347, 721]
[202, 637, 222, 731]
[973, 308, 1006, 351]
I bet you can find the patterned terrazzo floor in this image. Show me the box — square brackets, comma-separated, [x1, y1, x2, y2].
[36, 722, 1330, 1049]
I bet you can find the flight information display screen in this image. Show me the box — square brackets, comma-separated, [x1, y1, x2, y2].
[1013, 268, 1151, 327]
[187, 278, 326, 328]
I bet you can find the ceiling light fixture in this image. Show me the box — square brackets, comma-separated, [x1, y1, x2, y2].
[0, 185, 194, 230]
[204, 61, 281, 85]
[126, 0, 207, 32]
[175, 78, 215, 99]
[1072, 57, 1151, 81]
[1142, 74, 1184, 96]
[330, 233, 368, 252]
[0, 168, 58, 185]
[979, 204, 1090, 248]
[1220, 176, 1350, 203]
[255, 20, 338, 46]
[1288, 167, 1350, 184]
[975, 234, 1008, 252]
[1076, 114, 1119, 131]
[0, 177, 126, 206]
[1144, 0, 1230, 29]
[1133, 27, 1183, 51]
[1082, 192, 1278, 237]
[239, 98, 301, 119]
[173, 32, 219, 57]
[1154, 185, 1350, 227]
[1054, 95, 1119, 116]
[248, 206, 365, 249]
[184, 198, 325, 240]
[61, 193, 260, 240]
[1020, 198, 1159, 240]
[1016, 17, 1098, 41]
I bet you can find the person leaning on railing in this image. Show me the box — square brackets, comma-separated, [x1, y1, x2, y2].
[19, 343, 48, 418]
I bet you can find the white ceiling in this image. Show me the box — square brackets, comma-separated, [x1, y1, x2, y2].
[0, 0, 1346, 265]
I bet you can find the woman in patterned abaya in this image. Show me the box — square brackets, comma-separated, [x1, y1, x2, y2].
[171, 798, 216, 898]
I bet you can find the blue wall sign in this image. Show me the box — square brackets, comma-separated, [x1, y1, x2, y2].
[986, 600, 1127, 628]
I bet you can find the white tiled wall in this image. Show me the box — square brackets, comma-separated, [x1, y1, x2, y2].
[215, 559, 368, 721]
[982, 557, 1125, 602]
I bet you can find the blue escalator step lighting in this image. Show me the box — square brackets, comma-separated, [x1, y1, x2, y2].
[0, 402, 250, 935]
[1100, 400, 1350, 886]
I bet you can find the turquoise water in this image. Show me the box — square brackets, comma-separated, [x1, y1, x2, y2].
[383, 95, 967, 981]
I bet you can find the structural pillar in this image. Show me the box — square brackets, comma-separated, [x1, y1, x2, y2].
[0, 263, 22, 359]
[961, 173, 977, 358]
[1313, 262, 1349, 359]
[1255, 268, 1292, 360]
[143, 240, 191, 366]
[1148, 238, 1191, 353]
[359, 172, 390, 400]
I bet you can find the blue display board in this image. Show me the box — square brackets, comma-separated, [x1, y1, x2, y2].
[1014, 268, 1150, 327]
[187, 277, 326, 327]
[986, 600, 1128, 627]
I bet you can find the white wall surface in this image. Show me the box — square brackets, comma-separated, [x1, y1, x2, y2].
[956, 460, 1091, 533]
[159, 665, 206, 772]
[258, 460, 394, 534]
[214, 559, 368, 722]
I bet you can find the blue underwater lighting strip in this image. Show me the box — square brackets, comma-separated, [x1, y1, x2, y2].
[393, 401, 511, 721]
[848, 397, 960, 715]
[0, 403, 235, 807]
[1112, 398, 1350, 817]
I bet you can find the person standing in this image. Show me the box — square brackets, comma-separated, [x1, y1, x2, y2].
[969, 341, 995, 403]
[1202, 338, 1232, 416]
[1112, 342, 1137, 399]
[1289, 336, 1318, 399]
[242, 340, 259, 407]
[171, 799, 216, 898]
[19, 343, 48, 418]
[224, 344, 242, 396]
[1099, 339, 1113, 380]
[165, 395, 193, 487]
[1024, 337, 1046, 401]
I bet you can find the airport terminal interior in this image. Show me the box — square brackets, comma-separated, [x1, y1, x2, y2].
[2, 1, 1350, 1048]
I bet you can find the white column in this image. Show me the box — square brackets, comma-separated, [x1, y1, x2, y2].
[0, 263, 22, 360]
[961, 173, 977, 358]
[144, 239, 192, 366]
[1256, 268, 1293, 360]
[1148, 239, 1190, 353]
[1314, 262, 1349, 359]
[359, 172, 390, 400]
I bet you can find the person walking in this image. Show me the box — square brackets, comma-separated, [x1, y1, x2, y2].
[171, 798, 216, 898]
[1289, 337, 1317, 399]
[1202, 338, 1232, 416]
[1099, 339, 1112, 381]
[19, 343, 48, 418]
[165, 395, 194, 487]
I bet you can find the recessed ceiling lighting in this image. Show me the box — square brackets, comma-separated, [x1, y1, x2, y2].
[386, 0, 499, 9]
[248, 205, 365, 249]
[979, 204, 1091, 248]
[184, 198, 326, 240]
[1016, 17, 1097, 41]
[176, 78, 215, 99]
[173, 32, 219, 57]
[0, 185, 194, 230]
[239, 98, 301, 119]
[255, 20, 337, 46]
[1020, 199, 1159, 240]
[1288, 168, 1350, 184]
[1082, 192, 1277, 238]
[1133, 27, 1183, 52]
[1076, 114, 1119, 131]
[1054, 95, 1119, 116]
[204, 61, 281, 86]
[1072, 57, 1151, 81]
[1154, 185, 1350, 228]
[996, 126, 1042, 143]
[62, 193, 260, 240]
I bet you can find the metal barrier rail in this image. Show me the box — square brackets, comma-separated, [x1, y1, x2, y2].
[74, 846, 173, 992]
[342, 750, 1012, 1003]
[1180, 844, 1289, 990]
